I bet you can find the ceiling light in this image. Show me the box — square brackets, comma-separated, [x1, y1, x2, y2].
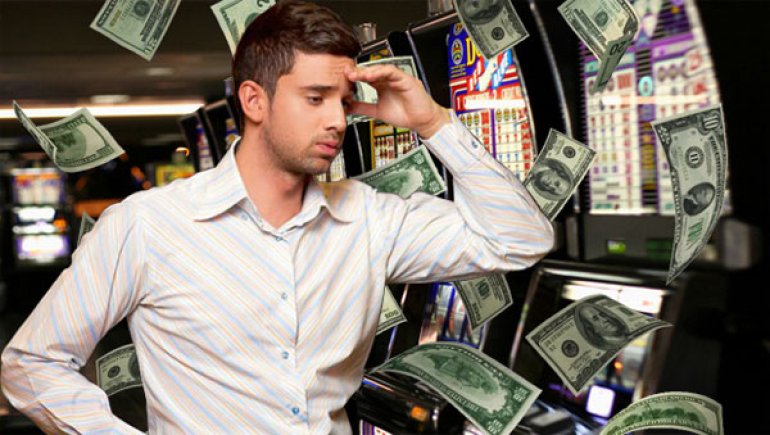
[0, 101, 204, 119]
[90, 94, 131, 104]
[145, 67, 175, 77]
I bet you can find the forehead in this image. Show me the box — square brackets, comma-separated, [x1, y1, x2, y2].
[284, 51, 355, 84]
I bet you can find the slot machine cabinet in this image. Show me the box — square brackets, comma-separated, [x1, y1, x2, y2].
[530, 0, 769, 431]
[510, 259, 726, 425]
[201, 96, 241, 162]
[178, 108, 217, 172]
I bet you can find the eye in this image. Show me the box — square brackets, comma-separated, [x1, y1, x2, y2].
[307, 96, 323, 105]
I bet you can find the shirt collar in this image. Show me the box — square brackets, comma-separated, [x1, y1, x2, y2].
[192, 138, 356, 223]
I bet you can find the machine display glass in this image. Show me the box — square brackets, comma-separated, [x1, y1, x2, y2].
[419, 282, 485, 349]
[448, 24, 536, 182]
[582, 0, 727, 215]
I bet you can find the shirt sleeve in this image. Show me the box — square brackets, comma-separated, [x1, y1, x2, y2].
[383, 111, 554, 283]
[1, 201, 148, 434]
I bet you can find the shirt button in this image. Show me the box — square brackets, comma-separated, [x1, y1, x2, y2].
[292, 407, 300, 415]
[281, 351, 289, 360]
[281, 292, 288, 300]
[274, 235, 283, 241]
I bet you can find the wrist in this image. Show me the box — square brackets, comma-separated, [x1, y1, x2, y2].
[416, 106, 451, 139]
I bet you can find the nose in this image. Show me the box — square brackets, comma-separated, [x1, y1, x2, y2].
[325, 100, 347, 135]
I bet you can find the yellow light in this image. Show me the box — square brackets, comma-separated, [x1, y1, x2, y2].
[409, 405, 430, 422]
[175, 147, 191, 157]
[0, 101, 204, 119]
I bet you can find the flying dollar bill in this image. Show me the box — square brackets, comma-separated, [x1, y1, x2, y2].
[601, 392, 723, 435]
[96, 344, 143, 397]
[453, 0, 529, 59]
[349, 56, 419, 125]
[353, 145, 447, 198]
[374, 342, 540, 435]
[453, 274, 512, 331]
[558, 0, 639, 93]
[211, 0, 275, 55]
[523, 129, 596, 220]
[652, 105, 727, 284]
[377, 286, 407, 335]
[77, 213, 96, 246]
[526, 294, 670, 395]
[13, 102, 125, 173]
[91, 0, 181, 61]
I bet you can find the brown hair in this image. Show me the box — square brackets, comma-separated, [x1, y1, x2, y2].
[232, 0, 361, 103]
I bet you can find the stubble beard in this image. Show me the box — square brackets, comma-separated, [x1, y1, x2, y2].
[263, 122, 337, 177]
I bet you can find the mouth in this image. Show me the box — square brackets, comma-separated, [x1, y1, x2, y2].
[316, 141, 341, 156]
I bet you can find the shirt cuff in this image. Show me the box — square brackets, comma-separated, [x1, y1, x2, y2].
[420, 110, 488, 174]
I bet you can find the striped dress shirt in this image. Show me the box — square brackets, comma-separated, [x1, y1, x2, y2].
[1, 114, 554, 434]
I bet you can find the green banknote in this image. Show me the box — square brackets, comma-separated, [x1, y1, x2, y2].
[453, 274, 512, 331]
[90, 0, 181, 60]
[374, 342, 540, 435]
[526, 294, 670, 395]
[601, 392, 723, 435]
[13, 102, 125, 173]
[77, 213, 97, 246]
[377, 286, 407, 335]
[211, 0, 275, 55]
[349, 55, 419, 125]
[96, 344, 143, 397]
[653, 105, 727, 284]
[559, 0, 639, 93]
[453, 0, 529, 59]
[353, 145, 446, 198]
[524, 129, 596, 220]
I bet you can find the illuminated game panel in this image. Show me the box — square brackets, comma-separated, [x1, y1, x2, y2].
[366, 49, 419, 169]
[448, 24, 535, 182]
[582, 0, 723, 215]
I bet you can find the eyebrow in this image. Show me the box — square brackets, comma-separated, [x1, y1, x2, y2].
[301, 84, 356, 97]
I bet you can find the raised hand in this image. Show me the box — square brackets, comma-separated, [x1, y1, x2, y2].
[345, 64, 450, 138]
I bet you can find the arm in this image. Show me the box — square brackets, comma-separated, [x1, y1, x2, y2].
[1, 202, 147, 434]
[381, 112, 554, 283]
[346, 64, 553, 283]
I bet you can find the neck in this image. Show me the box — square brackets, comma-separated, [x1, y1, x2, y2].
[235, 134, 308, 229]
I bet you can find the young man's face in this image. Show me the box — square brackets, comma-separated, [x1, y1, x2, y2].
[261, 51, 356, 176]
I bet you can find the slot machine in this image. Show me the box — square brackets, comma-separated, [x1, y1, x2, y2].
[349, 3, 600, 432]
[178, 109, 217, 172]
[508, 0, 768, 431]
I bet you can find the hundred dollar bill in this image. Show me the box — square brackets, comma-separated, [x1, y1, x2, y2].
[374, 342, 540, 435]
[349, 56, 419, 125]
[90, 0, 181, 61]
[96, 344, 143, 397]
[453, 274, 512, 331]
[601, 392, 723, 435]
[77, 213, 96, 246]
[211, 0, 275, 55]
[526, 294, 670, 395]
[652, 105, 727, 284]
[523, 129, 596, 220]
[453, 0, 529, 59]
[353, 145, 447, 198]
[558, 0, 639, 93]
[377, 286, 407, 335]
[13, 102, 125, 173]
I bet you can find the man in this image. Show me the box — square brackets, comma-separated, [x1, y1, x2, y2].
[1, 1, 553, 433]
[530, 158, 573, 199]
[574, 302, 630, 350]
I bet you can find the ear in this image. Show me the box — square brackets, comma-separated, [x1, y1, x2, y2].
[238, 80, 269, 125]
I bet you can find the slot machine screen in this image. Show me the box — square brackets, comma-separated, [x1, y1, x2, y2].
[582, 0, 728, 215]
[12, 169, 64, 205]
[515, 265, 670, 422]
[15, 234, 70, 264]
[418, 282, 486, 349]
[447, 24, 536, 182]
[361, 48, 419, 172]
